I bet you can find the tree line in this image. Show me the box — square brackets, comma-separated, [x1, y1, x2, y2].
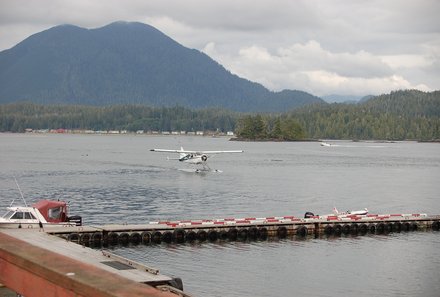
[0, 103, 237, 133]
[234, 115, 305, 140]
[1, 90, 439, 141]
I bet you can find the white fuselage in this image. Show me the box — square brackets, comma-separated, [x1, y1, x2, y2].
[179, 153, 208, 165]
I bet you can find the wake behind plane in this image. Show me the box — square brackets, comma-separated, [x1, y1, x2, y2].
[150, 147, 244, 172]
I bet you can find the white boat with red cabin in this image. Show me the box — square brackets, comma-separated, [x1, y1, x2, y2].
[0, 199, 82, 229]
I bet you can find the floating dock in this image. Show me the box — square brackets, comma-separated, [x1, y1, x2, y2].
[47, 212, 440, 246]
[1, 212, 439, 296]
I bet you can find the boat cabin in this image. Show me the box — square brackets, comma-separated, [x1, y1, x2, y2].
[1, 205, 46, 225]
[32, 199, 68, 223]
[1, 199, 82, 227]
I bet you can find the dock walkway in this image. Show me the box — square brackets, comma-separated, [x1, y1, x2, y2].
[46, 213, 440, 245]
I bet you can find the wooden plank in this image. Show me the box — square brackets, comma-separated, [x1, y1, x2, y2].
[98, 224, 171, 232]
[44, 225, 101, 234]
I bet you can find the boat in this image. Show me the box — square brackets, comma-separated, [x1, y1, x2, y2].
[0, 199, 82, 229]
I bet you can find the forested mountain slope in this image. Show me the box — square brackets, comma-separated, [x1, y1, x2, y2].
[0, 22, 323, 112]
[292, 90, 440, 140]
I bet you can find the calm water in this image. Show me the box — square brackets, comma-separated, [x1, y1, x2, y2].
[1, 133, 439, 296]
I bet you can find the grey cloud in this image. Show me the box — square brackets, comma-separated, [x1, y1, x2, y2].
[0, 0, 438, 96]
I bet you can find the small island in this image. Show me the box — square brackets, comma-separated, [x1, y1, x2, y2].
[233, 115, 306, 141]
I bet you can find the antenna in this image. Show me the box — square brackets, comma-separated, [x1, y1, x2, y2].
[13, 176, 28, 207]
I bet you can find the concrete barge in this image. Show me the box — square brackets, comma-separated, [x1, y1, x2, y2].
[47, 212, 440, 246]
[0, 229, 190, 297]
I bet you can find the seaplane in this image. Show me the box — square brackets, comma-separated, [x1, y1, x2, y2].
[150, 147, 244, 172]
[320, 142, 332, 147]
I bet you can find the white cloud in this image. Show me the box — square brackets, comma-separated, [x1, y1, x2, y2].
[381, 55, 431, 69]
[205, 40, 435, 96]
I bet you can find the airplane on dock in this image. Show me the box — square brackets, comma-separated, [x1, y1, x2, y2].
[150, 147, 244, 172]
[304, 207, 369, 218]
[332, 207, 369, 216]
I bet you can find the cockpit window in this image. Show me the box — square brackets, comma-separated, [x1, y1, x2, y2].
[9, 212, 37, 220]
[25, 212, 36, 219]
[11, 212, 24, 219]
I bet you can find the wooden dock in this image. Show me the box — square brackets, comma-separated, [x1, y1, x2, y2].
[46, 212, 440, 246]
[0, 229, 190, 297]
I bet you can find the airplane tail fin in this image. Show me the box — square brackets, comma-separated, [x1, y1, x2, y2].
[179, 147, 187, 160]
[332, 207, 339, 215]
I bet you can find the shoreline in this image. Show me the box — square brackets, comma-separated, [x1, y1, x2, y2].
[1, 132, 439, 143]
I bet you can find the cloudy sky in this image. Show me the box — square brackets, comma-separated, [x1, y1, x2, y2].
[1, 0, 439, 97]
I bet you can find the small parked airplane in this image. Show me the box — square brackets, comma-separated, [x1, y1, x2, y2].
[333, 207, 369, 216]
[304, 207, 369, 218]
[150, 147, 244, 172]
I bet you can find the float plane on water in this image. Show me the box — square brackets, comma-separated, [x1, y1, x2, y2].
[320, 142, 332, 147]
[150, 147, 244, 172]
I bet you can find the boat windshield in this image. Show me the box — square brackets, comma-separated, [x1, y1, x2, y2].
[2, 210, 14, 219]
[9, 211, 37, 220]
[25, 212, 37, 219]
[11, 211, 25, 219]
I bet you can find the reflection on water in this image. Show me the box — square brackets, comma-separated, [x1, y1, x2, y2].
[0, 134, 439, 297]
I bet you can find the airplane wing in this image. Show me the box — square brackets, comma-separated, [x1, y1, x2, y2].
[150, 149, 187, 153]
[150, 149, 244, 154]
[196, 150, 244, 154]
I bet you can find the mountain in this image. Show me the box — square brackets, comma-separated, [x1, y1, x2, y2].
[293, 89, 440, 140]
[0, 22, 324, 112]
[361, 90, 440, 117]
[358, 95, 375, 103]
[322, 94, 367, 103]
